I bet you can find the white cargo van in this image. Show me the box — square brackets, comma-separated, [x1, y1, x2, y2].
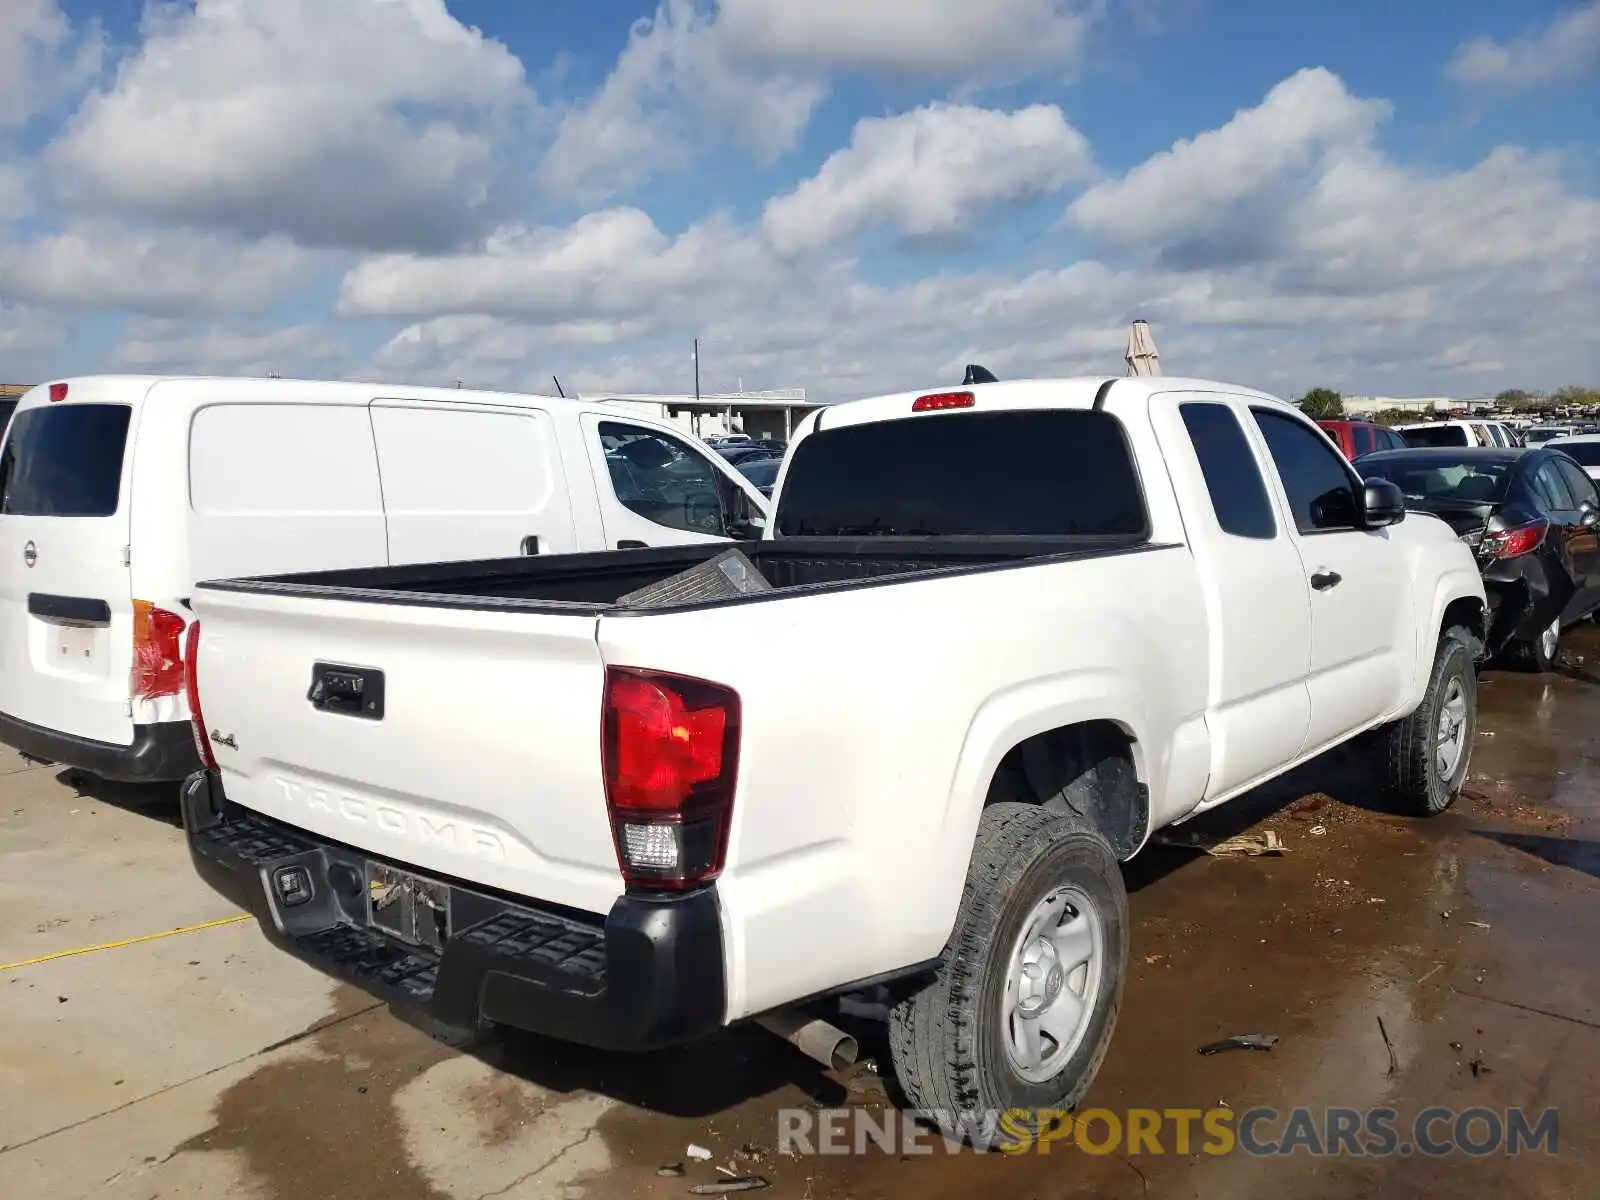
[0, 376, 770, 784]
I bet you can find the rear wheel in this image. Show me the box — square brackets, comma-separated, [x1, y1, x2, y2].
[886, 803, 1128, 1136]
[1376, 625, 1478, 816]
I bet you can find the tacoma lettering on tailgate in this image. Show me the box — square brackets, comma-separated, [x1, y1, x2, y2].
[273, 777, 507, 861]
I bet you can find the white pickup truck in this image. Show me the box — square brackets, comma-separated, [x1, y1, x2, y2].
[181, 376, 1487, 1121]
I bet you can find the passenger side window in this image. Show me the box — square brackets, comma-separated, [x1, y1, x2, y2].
[1530, 461, 1575, 511]
[1381, 428, 1407, 451]
[1252, 409, 1363, 533]
[1353, 425, 1375, 457]
[597, 421, 732, 536]
[1179, 403, 1276, 539]
[1554, 459, 1597, 510]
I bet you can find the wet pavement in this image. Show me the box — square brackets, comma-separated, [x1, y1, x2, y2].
[4, 632, 1598, 1199]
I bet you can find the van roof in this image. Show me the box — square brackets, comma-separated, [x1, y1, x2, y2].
[14, 375, 573, 413]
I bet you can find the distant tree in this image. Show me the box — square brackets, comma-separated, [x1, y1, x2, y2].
[1371, 408, 1411, 427]
[1552, 384, 1600, 407]
[1297, 387, 1344, 420]
[1496, 388, 1532, 408]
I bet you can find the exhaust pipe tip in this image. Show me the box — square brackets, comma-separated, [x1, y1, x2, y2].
[756, 1010, 859, 1072]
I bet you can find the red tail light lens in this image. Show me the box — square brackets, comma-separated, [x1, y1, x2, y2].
[48, 383, 69, 403]
[185, 621, 217, 771]
[602, 667, 740, 891]
[912, 391, 975, 412]
[131, 600, 186, 699]
[1484, 522, 1547, 560]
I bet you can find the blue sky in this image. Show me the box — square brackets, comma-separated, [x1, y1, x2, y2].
[2, 0, 1596, 402]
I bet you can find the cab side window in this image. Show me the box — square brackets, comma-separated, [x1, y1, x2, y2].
[1179, 403, 1276, 539]
[1252, 409, 1363, 533]
[597, 421, 732, 536]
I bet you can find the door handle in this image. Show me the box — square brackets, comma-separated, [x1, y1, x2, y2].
[1311, 570, 1343, 591]
[617, 540, 647, 550]
[519, 535, 540, 556]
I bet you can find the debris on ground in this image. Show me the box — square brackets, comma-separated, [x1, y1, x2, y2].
[687, 1144, 713, 1161]
[658, 1164, 686, 1178]
[1377, 1016, 1399, 1078]
[689, 1179, 771, 1195]
[1468, 921, 1491, 929]
[1197, 1033, 1279, 1056]
[1469, 1054, 1494, 1078]
[1309, 825, 1328, 837]
[1156, 830, 1286, 856]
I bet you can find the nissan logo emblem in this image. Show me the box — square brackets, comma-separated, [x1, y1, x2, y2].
[22, 541, 36, 568]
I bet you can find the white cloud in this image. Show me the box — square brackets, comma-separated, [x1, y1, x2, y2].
[1068, 67, 1388, 249]
[339, 207, 778, 323]
[1447, 2, 1600, 89]
[0, 0, 101, 131]
[0, 301, 64, 365]
[109, 318, 346, 377]
[762, 103, 1092, 256]
[0, 225, 312, 315]
[715, 0, 1094, 78]
[47, 0, 532, 251]
[539, 0, 824, 202]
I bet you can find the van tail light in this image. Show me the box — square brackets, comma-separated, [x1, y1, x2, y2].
[602, 667, 740, 892]
[912, 391, 975, 412]
[1483, 521, 1547, 561]
[131, 600, 186, 700]
[48, 382, 69, 403]
[185, 621, 217, 771]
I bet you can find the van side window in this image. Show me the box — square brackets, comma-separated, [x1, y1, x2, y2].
[0, 405, 132, 517]
[1179, 403, 1276, 539]
[1252, 408, 1362, 533]
[598, 422, 729, 536]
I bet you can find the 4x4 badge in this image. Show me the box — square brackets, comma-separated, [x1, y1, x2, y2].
[22, 541, 36, 568]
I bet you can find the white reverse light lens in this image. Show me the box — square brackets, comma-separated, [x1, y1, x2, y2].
[622, 823, 680, 871]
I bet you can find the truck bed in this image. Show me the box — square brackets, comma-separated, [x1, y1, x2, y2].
[195, 535, 1150, 613]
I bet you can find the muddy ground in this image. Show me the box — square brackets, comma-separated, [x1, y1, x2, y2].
[3, 634, 1597, 1199]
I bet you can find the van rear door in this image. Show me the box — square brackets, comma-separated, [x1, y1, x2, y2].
[0, 385, 138, 746]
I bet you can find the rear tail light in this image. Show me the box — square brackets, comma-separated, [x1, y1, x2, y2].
[131, 600, 186, 699]
[602, 667, 740, 891]
[48, 383, 68, 403]
[1483, 522, 1547, 560]
[185, 621, 217, 771]
[912, 391, 975, 412]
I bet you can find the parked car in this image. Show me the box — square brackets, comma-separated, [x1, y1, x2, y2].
[1524, 425, 1578, 446]
[716, 444, 783, 467]
[735, 455, 781, 497]
[1356, 444, 1600, 671]
[1317, 419, 1408, 460]
[1546, 435, 1600, 481]
[180, 374, 1485, 1130]
[0, 376, 770, 785]
[1396, 419, 1519, 448]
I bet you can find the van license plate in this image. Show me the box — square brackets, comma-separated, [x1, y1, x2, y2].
[56, 626, 96, 666]
[366, 863, 450, 952]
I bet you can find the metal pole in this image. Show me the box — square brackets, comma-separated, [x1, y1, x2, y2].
[693, 338, 701, 405]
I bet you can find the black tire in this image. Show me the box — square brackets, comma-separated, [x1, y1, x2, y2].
[1508, 615, 1561, 672]
[1376, 625, 1478, 816]
[886, 803, 1128, 1137]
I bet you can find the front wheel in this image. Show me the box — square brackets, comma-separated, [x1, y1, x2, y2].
[1510, 616, 1561, 672]
[886, 803, 1128, 1132]
[1375, 626, 1478, 816]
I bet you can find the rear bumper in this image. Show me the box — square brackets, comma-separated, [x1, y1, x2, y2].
[180, 770, 727, 1051]
[0, 711, 201, 783]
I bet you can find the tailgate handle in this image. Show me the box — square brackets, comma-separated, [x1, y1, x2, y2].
[29, 593, 111, 626]
[307, 662, 385, 720]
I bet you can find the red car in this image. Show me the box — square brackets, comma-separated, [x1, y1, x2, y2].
[1318, 419, 1408, 461]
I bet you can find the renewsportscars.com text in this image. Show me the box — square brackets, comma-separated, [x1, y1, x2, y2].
[777, 1105, 1560, 1157]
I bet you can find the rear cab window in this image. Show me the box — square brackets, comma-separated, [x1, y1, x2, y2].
[0, 403, 132, 517]
[775, 409, 1148, 538]
[1401, 425, 1469, 448]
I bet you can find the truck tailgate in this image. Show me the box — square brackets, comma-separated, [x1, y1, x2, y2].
[190, 586, 623, 917]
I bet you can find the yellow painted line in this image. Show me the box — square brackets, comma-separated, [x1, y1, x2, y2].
[0, 913, 253, 972]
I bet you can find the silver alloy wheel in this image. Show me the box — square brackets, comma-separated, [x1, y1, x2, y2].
[1435, 676, 1469, 780]
[1540, 617, 1561, 664]
[1001, 883, 1105, 1083]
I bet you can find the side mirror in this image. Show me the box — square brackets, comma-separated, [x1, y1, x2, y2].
[1581, 504, 1598, 528]
[1362, 478, 1407, 528]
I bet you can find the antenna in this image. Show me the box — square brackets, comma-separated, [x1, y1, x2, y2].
[963, 364, 998, 385]
[552, 375, 566, 398]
